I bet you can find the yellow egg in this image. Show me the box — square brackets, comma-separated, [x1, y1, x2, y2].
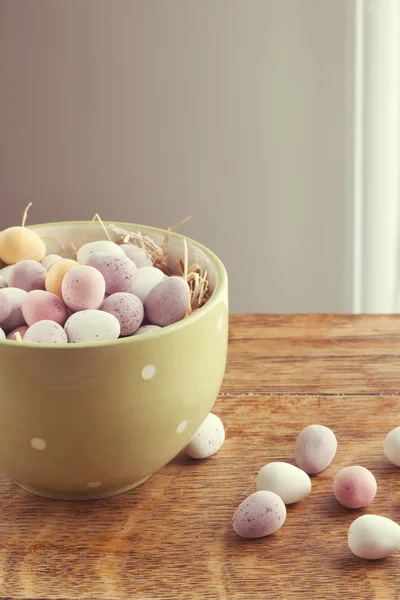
[45, 259, 79, 298]
[0, 227, 46, 264]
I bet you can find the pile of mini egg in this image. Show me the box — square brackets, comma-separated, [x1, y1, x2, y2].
[231, 424, 400, 561]
[0, 224, 191, 343]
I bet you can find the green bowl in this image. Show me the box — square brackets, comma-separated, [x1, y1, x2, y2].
[0, 221, 228, 500]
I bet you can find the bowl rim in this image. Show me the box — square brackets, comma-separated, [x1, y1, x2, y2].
[0, 220, 228, 350]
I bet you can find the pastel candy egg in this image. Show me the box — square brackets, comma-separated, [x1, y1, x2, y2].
[295, 424, 337, 474]
[24, 320, 67, 344]
[131, 266, 165, 303]
[62, 265, 106, 312]
[22, 290, 68, 326]
[0, 327, 5, 340]
[256, 462, 311, 504]
[133, 324, 162, 336]
[0, 290, 12, 323]
[333, 466, 377, 508]
[77, 240, 124, 265]
[65, 310, 120, 343]
[233, 491, 286, 539]
[120, 244, 152, 268]
[0, 226, 46, 264]
[0, 265, 14, 284]
[185, 413, 225, 459]
[8, 260, 46, 292]
[42, 254, 63, 271]
[0, 275, 7, 289]
[7, 325, 29, 340]
[348, 515, 400, 560]
[384, 426, 400, 466]
[102, 292, 144, 336]
[45, 259, 79, 298]
[0, 288, 27, 331]
[87, 253, 137, 294]
[145, 276, 190, 327]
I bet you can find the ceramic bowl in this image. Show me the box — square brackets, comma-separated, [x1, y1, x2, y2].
[0, 221, 228, 500]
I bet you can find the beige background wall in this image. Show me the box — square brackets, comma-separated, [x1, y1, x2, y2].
[0, 0, 348, 312]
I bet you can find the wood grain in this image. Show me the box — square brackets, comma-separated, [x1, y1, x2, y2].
[1, 314, 400, 600]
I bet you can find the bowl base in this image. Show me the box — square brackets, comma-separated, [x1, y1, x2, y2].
[14, 476, 151, 501]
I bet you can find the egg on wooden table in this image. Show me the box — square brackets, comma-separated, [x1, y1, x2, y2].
[295, 424, 337, 474]
[384, 426, 400, 466]
[256, 462, 311, 504]
[22, 290, 68, 326]
[77, 240, 124, 265]
[333, 466, 376, 508]
[348, 515, 400, 559]
[232, 491, 287, 538]
[8, 260, 47, 292]
[185, 413, 225, 459]
[65, 310, 120, 343]
[0, 288, 27, 332]
[62, 265, 106, 312]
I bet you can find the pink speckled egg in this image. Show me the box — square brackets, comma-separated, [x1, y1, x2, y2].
[24, 320, 67, 344]
[232, 491, 286, 539]
[120, 244, 152, 268]
[0, 288, 27, 331]
[22, 290, 68, 326]
[9, 260, 46, 292]
[62, 265, 106, 312]
[145, 276, 190, 327]
[333, 466, 377, 508]
[6, 325, 29, 340]
[87, 253, 137, 294]
[295, 424, 337, 474]
[102, 292, 144, 336]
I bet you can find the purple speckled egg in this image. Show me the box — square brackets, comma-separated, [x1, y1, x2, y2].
[87, 253, 137, 294]
[6, 325, 29, 340]
[295, 424, 337, 474]
[62, 265, 106, 312]
[0, 288, 27, 331]
[22, 290, 68, 326]
[145, 276, 190, 327]
[24, 320, 67, 344]
[333, 466, 377, 508]
[120, 244, 152, 268]
[232, 491, 287, 539]
[102, 292, 144, 336]
[9, 260, 46, 292]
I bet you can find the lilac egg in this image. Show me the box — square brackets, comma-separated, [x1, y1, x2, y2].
[0, 288, 27, 331]
[102, 292, 144, 336]
[77, 240, 124, 265]
[0, 327, 5, 340]
[24, 320, 68, 344]
[87, 253, 137, 294]
[7, 325, 29, 340]
[232, 491, 287, 539]
[133, 324, 162, 336]
[0, 275, 7, 289]
[145, 276, 190, 327]
[120, 244, 152, 268]
[41, 254, 63, 271]
[0, 290, 12, 323]
[9, 260, 46, 292]
[62, 265, 106, 312]
[22, 290, 68, 326]
[131, 267, 165, 303]
[295, 424, 337, 474]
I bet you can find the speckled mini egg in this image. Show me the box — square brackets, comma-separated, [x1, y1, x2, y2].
[41, 254, 63, 271]
[0, 275, 7, 289]
[130, 266, 165, 303]
[0, 226, 46, 264]
[62, 265, 106, 312]
[333, 465, 377, 508]
[232, 491, 287, 538]
[256, 462, 311, 504]
[24, 320, 68, 344]
[86, 253, 137, 294]
[133, 324, 162, 336]
[120, 244, 153, 268]
[8, 260, 47, 292]
[22, 290, 68, 326]
[77, 240, 124, 265]
[145, 276, 190, 327]
[0, 265, 14, 284]
[6, 325, 29, 340]
[0, 327, 5, 340]
[45, 259, 79, 298]
[295, 424, 337, 474]
[185, 413, 225, 459]
[348, 515, 400, 560]
[384, 426, 400, 466]
[0, 290, 12, 323]
[65, 310, 120, 343]
[0, 288, 27, 332]
[102, 292, 144, 336]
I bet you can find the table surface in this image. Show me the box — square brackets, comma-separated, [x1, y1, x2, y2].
[1, 314, 400, 600]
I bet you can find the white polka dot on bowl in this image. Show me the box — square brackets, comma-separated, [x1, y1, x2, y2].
[87, 481, 102, 488]
[142, 364, 156, 380]
[176, 420, 188, 434]
[30, 437, 47, 450]
[218, 316, 223, 331]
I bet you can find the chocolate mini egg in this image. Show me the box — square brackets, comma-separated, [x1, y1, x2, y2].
[295, 424, 337, 474]
[348, 515, 400, 560]
[41, 254, 63, 271]
[24, 320, 67, 344]
[133, 324, 162, 336]
[0, 226, 46, 264]
[62, 265, 106, 312]
[0, 327, 5, 340]
[384, 426, 400, 466]
[130, 266, 165, 303]
[45, 259, 79, 298]
[102, 292, 144, 336]
[65, 310, 120, 343]
[77, 240, 124, 265]
[7, 325, 29, 340]
[0, 275, 7, 289]
[9, 260, 46, 292]
[120, 244, 152, 268]
[333, 466, 376, 508]
[87, 253, 137, 294]
[0, 288, 27, 331]
[232, 491, 286, 538]
[145, 276, 190, 327]
[256, 462, 311, 504]
[22, 290, 68, 326]
[185, 413, 225, 459]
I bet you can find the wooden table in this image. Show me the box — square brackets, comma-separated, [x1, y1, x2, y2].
[1, 314, 400, 600]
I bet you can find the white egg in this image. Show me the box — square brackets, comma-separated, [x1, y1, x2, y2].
[0, 275, 7, 289]
[384, 426, 400, 466]
[77, 240, 124, 265]
[256, 462, 311, 504]
[348, 515, 400, 560]
[185, 413, 225, 459]
[0, 327, 5, 340]
[0, 265, 14, 284]
[0, 288, 27, 332]
[41, 254, 63, 271]
[131, 266, 165, 303]
[120, 244, 153, 268]
[65, 309, 120, 343]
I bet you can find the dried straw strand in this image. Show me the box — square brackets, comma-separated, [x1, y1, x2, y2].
[22, 203, 33, 227]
